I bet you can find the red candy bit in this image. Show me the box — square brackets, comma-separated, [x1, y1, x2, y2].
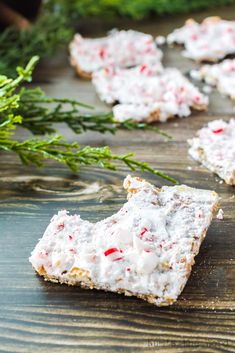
[104, 248, 123, 261]
[104, 248, 119, 256]
[140, 64, 147, 73]
[159, 244, 163, 249]
[140, 227, 148, 237]
[68, 235, 73, 241]
[114, 257, 124, 261]
[126, 267, 131, 272]
[57, 223, 64, 231]
[212, 128, 224, 134]
[99, 48, 105, 59]
[38, 250, 48, 258]
[144, 249, 151, 253]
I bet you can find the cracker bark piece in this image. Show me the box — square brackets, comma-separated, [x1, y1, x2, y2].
[92, 65, 208, 123]
[69, 29, 162, 79]
[188, 119, 235, 185]
[167, 16, 235, 62]
[191, 59, 235, 100]
[29, 175, 219, 306]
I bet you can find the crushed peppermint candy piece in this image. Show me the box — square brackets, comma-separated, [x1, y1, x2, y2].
[167, 16, 235, 62]
[188, 119, 235, 185]
[166, 17, 235, 62]
[216, 209, 224, 220]
[190, 59, 235, 100]
[92, 65, 208, 123]
[212, 128, 224, 134]
[69, 29, 163, 78]
[30, 175, 219, 307]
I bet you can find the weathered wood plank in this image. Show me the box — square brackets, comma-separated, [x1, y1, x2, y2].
[1, 9, 235, 353]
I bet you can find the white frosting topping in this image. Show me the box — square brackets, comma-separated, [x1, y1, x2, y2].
[188, 119, 235, 185]
[70, 29, 163, 73]
[191, 59, 235, 100]
[92, 65, 208, 122]
[167, 17, 235, 62]
[29, 176, 218, 305]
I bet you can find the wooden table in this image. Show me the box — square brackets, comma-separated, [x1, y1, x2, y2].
[0, 9, 235, 353]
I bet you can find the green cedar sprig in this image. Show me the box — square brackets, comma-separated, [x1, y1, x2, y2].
[0, 57, 177, 183]
[0, 11, 72, 77]
[15, 87, 170, 138]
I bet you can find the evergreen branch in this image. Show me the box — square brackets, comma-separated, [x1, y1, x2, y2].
[12, 87, 171, 138]
[0, 11, 72, 77]
[0, 134, 177, 183]
[0, 58, 177, 183]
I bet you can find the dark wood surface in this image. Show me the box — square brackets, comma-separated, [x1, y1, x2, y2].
[1, 8, 235, 353]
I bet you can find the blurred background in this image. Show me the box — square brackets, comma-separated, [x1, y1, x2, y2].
[1, 0, 235, 77]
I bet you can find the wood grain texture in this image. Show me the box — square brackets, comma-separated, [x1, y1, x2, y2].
[0, 9, 235, 353]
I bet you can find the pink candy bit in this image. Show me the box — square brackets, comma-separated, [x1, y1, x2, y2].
[176, 97, 183, 105]
[68, 235, 73, 241]
[179, 86, 185, 92]
[193, 95, 201, 104]
[99, 48, 105, 59]
[57, 223, 64, 231]
[212, 128, 224, 134]
[69, 248, 77, 254]
[144, 249, 151, 253]
[191, 34, 198, 41]
[140, 64, 147, 73]
[145, 38, 153, 45]
[169, 241, 176, 249]
[126, 267, 131, 272]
